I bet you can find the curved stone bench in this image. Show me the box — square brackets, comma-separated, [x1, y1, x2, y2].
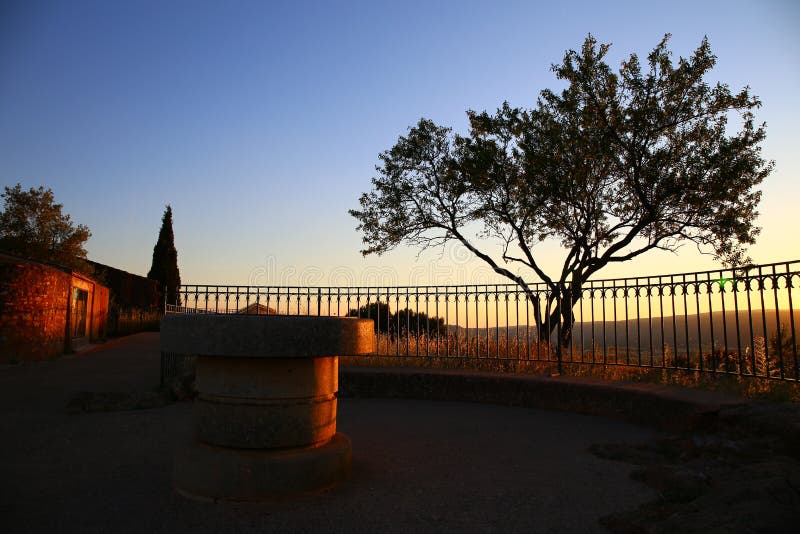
[162, 314, 374, 501]
[337, 366, 747, 432]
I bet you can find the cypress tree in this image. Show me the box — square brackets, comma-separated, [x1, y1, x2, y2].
[147, 205, 181, 307]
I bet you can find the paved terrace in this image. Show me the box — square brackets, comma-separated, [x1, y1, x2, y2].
[1, 333, 797, 532]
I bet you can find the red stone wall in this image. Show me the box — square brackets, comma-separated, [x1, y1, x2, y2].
[91, 282, 109, 341]
[0, 255, 111, 362]
[0, 259, 71, 362]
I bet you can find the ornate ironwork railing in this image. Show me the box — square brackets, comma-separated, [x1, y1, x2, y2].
[166, 260, 800, 382]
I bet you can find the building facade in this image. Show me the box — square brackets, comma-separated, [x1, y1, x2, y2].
[0, 252, 109, 362]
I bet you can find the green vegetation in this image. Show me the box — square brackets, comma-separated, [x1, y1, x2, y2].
[351, 34, 773, 346]
[147, 205, 181, 306]
[0, 183, 91, 272]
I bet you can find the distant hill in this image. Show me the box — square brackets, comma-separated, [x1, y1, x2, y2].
[448, 309, 800, 354]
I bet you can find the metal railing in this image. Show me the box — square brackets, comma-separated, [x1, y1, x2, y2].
[165, 260, 800, 382]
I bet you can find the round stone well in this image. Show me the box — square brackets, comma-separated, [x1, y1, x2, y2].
[162, 314, 374, 501]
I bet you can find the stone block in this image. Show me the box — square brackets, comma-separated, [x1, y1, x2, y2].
[194, 395, 337, 449]
[160, 314, 375, 357]
[164, 314, 374, 500]
[174, 433, 352, 502]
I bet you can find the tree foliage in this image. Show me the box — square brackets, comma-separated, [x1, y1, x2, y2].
[350, 35, 773, 342]
[393, 307, 447, 338]
[347, 301, 446, 338]
[0, 183, 91, 271]
[347, 301, 392, 333]
[147, 205, 181, 306]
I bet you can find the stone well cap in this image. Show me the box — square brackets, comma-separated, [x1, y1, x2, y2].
[161, 314, 375, 357]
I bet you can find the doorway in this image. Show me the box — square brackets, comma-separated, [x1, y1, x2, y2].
[71, 288, 88, 339]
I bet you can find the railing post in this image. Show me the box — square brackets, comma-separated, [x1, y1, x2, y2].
[556, 288, 563, 376]
[160, 259, 799, 382]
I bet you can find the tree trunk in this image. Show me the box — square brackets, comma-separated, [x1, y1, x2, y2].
[535, 285, 580, 348]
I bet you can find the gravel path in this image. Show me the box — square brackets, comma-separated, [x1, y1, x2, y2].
[0, 333, 657, 533]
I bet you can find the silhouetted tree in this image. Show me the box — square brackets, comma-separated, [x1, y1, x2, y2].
[351, 35, 773, 346]
[347, 301, 391, 334]
[347, 301, 446, 339]
[147, 205, 181, 306]
[394, 308, 446, 338]
[0, 183, 91, 272]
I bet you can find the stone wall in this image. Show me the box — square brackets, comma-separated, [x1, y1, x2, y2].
[0, 258, 71, 362]
[89, 260, 159, 309]
[0, 254, 110, 362]
[91, 282, 109, 341]
[88, 260, 160, 336]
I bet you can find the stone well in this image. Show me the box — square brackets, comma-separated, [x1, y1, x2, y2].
[162, 314, 374, 501]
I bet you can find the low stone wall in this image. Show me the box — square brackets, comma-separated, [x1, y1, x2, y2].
[160, 352, 749, 433]
[108, 308, 161, 337]
[339, 367, 747, 432]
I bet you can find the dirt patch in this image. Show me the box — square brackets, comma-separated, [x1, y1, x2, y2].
[591, 403, 800, 532]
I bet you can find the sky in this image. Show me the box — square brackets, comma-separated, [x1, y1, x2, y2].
[1, 0, 798, 287]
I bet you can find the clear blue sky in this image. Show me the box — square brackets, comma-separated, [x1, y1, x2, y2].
[1, 0, 798, 286]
